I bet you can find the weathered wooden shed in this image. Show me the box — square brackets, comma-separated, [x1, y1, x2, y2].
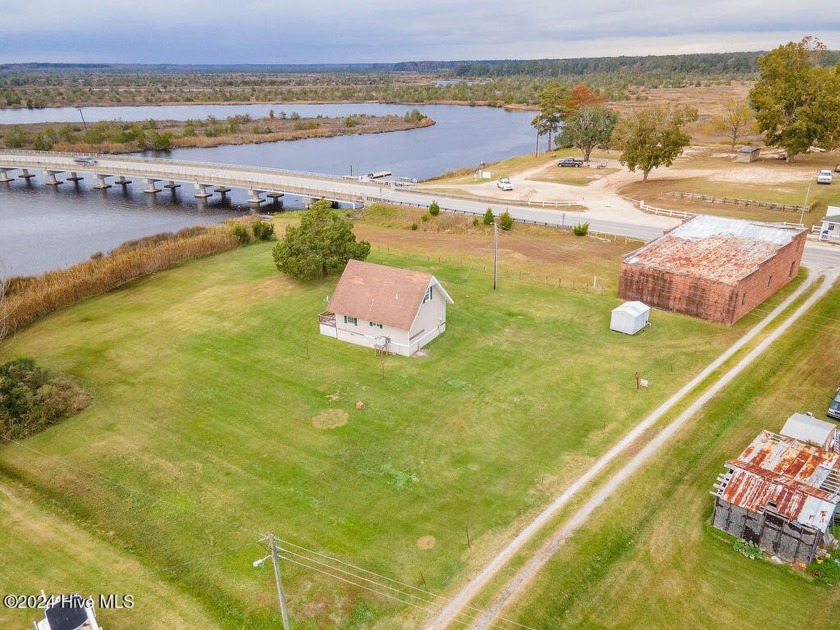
[712, 431, 840, 565]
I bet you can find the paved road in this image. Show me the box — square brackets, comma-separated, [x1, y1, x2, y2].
[1, 150, 837, 266]
[427, 272, 830, 629]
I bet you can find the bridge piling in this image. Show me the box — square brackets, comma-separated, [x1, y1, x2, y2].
[93, 174, 112, 190]
[115, 176, 132, 187]
[164, 180, 180, 189]
[247, 189, 265, 205]
[66, 171, 84, 183]
[45, 170, 64, 186]
[144, 178, 161, 194]
[194, 183, 213, 199]
[18, 168, 35, 181]
[215, 186, 231, 198]
[0, 168, 17, 182]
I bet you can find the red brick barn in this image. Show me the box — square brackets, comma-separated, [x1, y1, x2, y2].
[618, 215, 806, 325]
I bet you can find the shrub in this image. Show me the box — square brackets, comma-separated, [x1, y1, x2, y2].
[428, 201, 440, 216]
[734, 539, 762, 560]
[483, 208, 495, 225]
[472, 217, 480, 227]
[572, 222, 590, 236]
[252, 221, 276, 241]
[231, 224, 251, 245]
[499, 211, 513, 231]
[410, 223, 418, 231]
[421, 214, 430, 223]
[0, 358, 90, 440]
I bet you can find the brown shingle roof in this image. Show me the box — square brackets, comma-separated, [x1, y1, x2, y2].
[328, 260, 440, 330]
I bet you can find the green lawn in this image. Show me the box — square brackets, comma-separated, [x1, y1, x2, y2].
[507, 282, 840, 629]
[0, 241, 750, 628]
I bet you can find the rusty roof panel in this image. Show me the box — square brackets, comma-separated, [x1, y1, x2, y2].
[717, 431, 840, 531]
[624, 215, 805, 286]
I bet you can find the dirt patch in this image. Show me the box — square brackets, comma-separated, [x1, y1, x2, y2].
[709, 168, 813, 185]
[312, 409, 348, 430]
[417, 535, 437, 550]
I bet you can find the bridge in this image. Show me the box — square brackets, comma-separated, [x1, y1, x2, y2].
[2, 150, 839, 270]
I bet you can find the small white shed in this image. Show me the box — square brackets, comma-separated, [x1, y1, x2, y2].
[610, 301, 650, 335]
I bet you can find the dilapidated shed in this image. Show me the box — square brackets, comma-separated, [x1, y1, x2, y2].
[712, 431, 840, 564]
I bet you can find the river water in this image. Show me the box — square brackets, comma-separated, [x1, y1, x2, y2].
[0, 104, 534, 277]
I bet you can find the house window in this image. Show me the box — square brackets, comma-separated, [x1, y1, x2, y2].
[741, 292, 747, 305]
[789, 261, 795, 277]
[829, 223, 835, 231]
[423, 286, 433, 304]
[369, 321, 383, 329]
[343, 315, 358, 326]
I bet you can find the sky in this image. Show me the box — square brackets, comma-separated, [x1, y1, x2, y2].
[1, 0, 839, 64]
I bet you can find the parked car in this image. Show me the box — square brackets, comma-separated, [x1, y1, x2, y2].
[817, 169, 833, 185]
[558, 157, 584, 168]
[73, 155, 97, 166]
[497, 177, 513, 191]
[828, 387, 840, 420]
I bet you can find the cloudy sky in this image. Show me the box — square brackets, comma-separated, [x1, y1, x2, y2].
[1, 1, 839, 64]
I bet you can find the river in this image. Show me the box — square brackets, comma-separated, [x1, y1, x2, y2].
[0, 103, 535, 276]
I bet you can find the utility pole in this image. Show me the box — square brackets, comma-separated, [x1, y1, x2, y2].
[268, 533, 291, 630]
[800, 182, 812, 226]
[493, 220, 499, 291]
[77, 108, 88, 132]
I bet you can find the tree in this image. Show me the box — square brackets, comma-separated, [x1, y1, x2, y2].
[499, 211, 513, 230]
[272, 200, 370, 280]
[483, 208, 495, 225]
[558, 105, 617, 162]
[612, 105, 698, 182]
[749, 37, 840, 161]
[531, 81, 569, 152]
[3, 126, 27, 148]
[428, 201, 440, 216]
[712, 98, 754, 151]
[567, 85, 606, 114]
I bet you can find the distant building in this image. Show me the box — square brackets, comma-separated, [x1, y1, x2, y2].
[818, 207, 840, 242]
[610, 301, 650, 335]
[319, 260, 453, 356]
[736, 146, 761, 162]
[712, 430, 840, 565]
[35, 594, 101, 630]
[619, 215, 807, 325]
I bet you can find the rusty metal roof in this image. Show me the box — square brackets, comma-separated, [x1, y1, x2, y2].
[717, 431, 840, 531]
[625, 215, 805, 286]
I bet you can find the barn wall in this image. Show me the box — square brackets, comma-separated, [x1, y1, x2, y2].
[712, 498, 821, 564]
[619, 231, 806, 326]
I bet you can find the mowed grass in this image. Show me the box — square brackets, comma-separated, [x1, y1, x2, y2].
[0, 480, 222, 629]
[0, 239, 747, 628]
[507, 282, 840, 629]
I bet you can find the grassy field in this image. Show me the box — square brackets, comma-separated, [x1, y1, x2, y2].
[0, 221, 751, 628]
[506, 281, 840, 629]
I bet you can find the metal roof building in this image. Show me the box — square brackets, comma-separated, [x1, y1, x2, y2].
[712, 430, 840, 564]
[619, 215, 807, 325]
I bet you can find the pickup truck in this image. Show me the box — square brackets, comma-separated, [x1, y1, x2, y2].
[557, 158, 584, 168]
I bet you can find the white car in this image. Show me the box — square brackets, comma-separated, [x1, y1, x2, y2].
[817, 170, 833, 185]
[497, 177, 513, 191]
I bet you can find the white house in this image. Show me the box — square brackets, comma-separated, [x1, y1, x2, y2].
[319, 260, 453, 356]
[610, 301, 650, 335]
[818, 207, 840, 242]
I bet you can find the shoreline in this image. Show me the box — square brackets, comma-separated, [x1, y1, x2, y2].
[0, 115, 435, 154]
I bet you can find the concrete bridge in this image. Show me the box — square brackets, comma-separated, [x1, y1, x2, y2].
[0, 150, 381, 208]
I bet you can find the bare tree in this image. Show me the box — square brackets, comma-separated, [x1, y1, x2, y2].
[712, 98, 755, 152]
